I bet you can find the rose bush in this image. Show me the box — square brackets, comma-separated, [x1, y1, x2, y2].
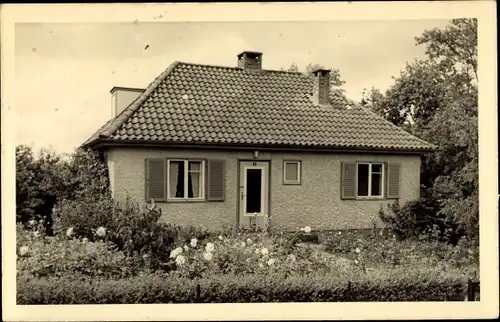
[17, 235, 141, 279]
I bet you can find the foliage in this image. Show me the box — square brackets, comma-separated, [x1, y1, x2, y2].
[17, 235, 139, 279]
[17, 266, 468, 304]
[63, 147, 111, 200]
[360, 19, 478, 240]
[282, 62, 346, 93]
[322, 229, 478, 278]
[378, 199, 464, 244]
[17, 221, 478, 303]
[52, 196, 179, 271]
[15, 145, 110, 234]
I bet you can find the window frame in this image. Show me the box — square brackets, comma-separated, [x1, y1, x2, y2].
[283, 160, 302, 185]
[356, 162, 384, 199]
[166, 159, 205, 202]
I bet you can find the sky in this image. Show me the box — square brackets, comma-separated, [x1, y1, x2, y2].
[15, 20, 451, 154]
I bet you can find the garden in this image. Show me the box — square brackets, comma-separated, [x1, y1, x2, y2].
[16, 194, 479, 304]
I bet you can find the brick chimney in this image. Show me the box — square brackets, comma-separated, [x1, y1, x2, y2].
[237, 51, 263, 70]
[312, 68, 331, 106]
[110, 87, 145, 117]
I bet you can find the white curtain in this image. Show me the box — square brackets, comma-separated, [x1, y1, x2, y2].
[190, 171, 200, 198]
[169, 162, 179, 198]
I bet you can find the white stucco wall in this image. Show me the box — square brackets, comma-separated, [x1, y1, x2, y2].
[106, 147, 421, 231]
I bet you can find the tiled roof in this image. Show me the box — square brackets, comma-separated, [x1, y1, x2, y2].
[83, 61, 437, 152]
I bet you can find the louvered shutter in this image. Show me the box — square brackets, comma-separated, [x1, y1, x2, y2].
[341, 162, 356, 200]
[386, 163, 401, 199]
[145, 159, 166, 201]
[206, 159, 225, 201]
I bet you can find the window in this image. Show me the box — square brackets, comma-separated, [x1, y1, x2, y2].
[357, 163, 384, 197]
[167, 160, 204, 200]
[283, 161, 301, 185]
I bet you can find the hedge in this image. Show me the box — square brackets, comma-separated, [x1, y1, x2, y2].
[17, 267, 467, 304]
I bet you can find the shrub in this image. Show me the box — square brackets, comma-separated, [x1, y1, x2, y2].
[17, 236, 140, 279]
[379, 198, 464, 244]
[17, 266, 468, 304]
[52, 196, 179, 271]
[321, 230, 478, 275]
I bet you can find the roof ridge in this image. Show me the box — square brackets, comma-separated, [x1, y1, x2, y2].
[178, 61, 306, 76]
[98, 61, 181, 139]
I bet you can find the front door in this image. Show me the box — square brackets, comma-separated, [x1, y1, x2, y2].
[238, 161, 270, 230]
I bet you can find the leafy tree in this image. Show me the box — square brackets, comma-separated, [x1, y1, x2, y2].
[368, 19, 478, 241]
[64, 148, 111, 200]
[16, 145, 41, 223]
[283, 62, 346, 92]
[15, 145, 110, 234]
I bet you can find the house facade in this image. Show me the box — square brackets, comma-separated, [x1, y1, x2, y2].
[83, 51, 436, 232]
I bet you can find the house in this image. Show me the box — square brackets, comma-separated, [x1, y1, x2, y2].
[83, 51, 437, 232]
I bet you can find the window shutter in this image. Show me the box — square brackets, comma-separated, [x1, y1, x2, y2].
[386, 163, 401, 199]
[145, 158, 166, 201]
[206, 159, 225, 201]
[341, 162, 356, 200]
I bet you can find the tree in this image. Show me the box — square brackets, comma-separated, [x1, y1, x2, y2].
[283, 62, 346, 92]
[415, 18, 477, 83]
[366, 19, 478, 240]
[15, 145, 110, 234]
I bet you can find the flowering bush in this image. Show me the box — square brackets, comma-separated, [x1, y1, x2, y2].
[17, 236, 139, 278]
[16, 221, 477, 303]
[52, 196, 181, 270]
[161, 229, 361, 279]
[321, 229, 478, 276]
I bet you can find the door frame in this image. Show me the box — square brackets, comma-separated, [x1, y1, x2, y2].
[236, 159, 271, 227]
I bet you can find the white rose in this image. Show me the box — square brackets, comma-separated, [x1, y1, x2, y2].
[66, 227, 74, 237]
[260, 248, 269, 256]
[203, 252, 213, 261]
[267, 258, 275, 266]
[96, 226, 106, 237]
[205, 242, 215, 253]
[355, 248, 361, 254]
[304, 226, 312, 234]
[246, 238, 253, 246]
[241, 242, 246, 248]
[19, 246, 29, 256]
[169, 247, 183, 259]
[184, 245, 189, 252]
[175, 255, 186, 266]
[218, 235, 224, 241]
[190, 238, 198, 248]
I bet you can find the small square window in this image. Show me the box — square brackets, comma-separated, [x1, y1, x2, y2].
[283, 161, 301, 185]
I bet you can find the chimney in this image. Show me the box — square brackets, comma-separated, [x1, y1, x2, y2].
[237, 51, 263, 70]
[110, 87, 145, 117]
[312, 68, 331, 106]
